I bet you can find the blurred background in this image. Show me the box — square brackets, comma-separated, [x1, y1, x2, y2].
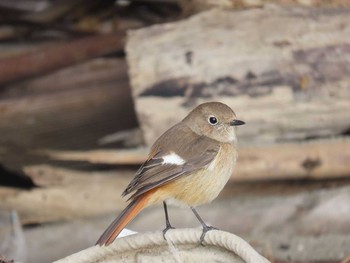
[0, 0, 350, 262]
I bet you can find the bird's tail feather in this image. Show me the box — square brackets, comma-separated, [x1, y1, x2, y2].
[95, 192, 152, 246]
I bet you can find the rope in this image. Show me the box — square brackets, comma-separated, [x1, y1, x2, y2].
[54, 228, 270, 263]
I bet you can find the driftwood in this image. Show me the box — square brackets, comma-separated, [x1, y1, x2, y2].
[39, 138, 350, 181]
[126, 7, 350, 147]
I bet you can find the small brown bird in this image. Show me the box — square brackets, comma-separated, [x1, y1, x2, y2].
[96, 102, 245, 246]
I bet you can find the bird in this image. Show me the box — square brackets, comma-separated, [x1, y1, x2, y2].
[96, 102, 245, 246]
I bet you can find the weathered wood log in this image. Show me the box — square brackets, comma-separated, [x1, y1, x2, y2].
[2, 158, 350, 226]
[0, 58, 137, 171]
[39, 138, 350, 181]
[21, 185, 350, 263]
[179, 0, 350, 15]
[0, 165, 134, 225]
[126, 7, 350, 147]
[0, 32, 125, 85]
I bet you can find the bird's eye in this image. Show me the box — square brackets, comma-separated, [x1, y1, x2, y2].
[208, 116, 218, 125]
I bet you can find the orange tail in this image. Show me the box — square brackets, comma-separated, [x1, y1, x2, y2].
[96, 193, 152, 246]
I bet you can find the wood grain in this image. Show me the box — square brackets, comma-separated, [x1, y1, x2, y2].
[0, 165, 133, 225]
[0, 58, 138, 171]
[126, 7, 350, 147]
[39, 138, 350, 181]
[0, 32, 124, 85]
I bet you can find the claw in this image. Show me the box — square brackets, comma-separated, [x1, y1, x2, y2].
[199, 225, 218, 246]
[162, 224, 175, 240]
[190, 207, 219, 246]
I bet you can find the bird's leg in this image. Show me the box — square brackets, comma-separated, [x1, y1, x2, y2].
[162, 201, 175, 239]
[191, 207, 218, 245]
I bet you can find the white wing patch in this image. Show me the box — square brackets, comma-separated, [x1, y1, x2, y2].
[162, 152, 185, 165]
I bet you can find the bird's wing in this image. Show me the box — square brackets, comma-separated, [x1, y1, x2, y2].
[122, 134, 220, 200]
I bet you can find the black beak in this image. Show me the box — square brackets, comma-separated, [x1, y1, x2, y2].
[230, 119, 245, 126]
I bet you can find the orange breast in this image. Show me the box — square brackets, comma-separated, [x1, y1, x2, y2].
[152, 143, 237, 206]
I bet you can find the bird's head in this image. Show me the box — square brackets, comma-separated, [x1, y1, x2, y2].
[183, 102, 245, 143]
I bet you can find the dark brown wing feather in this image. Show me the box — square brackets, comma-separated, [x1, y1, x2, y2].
[122, 123, 220, 200]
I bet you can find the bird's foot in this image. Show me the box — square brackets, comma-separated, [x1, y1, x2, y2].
[200, 225, 218, 246]
[162, 224, 175, 240]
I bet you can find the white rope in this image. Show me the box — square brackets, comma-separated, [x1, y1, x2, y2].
[54, 228, 270, 263]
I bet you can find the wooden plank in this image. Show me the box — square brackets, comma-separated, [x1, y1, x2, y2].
[38, 138, 350, 181]
[126, 7, 350, 147]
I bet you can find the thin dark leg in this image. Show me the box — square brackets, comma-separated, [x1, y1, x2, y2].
[191, 207, 218, 245]
[162, 201, 175, 239]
